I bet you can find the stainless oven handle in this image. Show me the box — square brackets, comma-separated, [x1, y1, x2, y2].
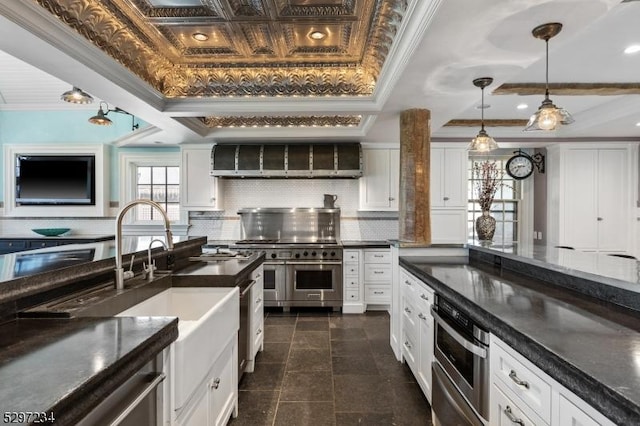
[109, 372, 165, 426]
[264, 261, 285, 266]
[431, 308, 487, 359]
[287, 261, 342, 265]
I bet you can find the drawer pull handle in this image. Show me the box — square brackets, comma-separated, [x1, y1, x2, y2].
[443, 196, 450, 201]
[404, 341, 412, 349]
[374, 254, 384, 258]
[404, 307, 412, 314]
[509, 370, 530, 389]
[373, 291, 384, 295]
[373, 271, 384, 274]
[211, 378, 221, 390]
[256, 298, 262, 304]
[504, 406, 525, 426]
[404, 280, 411, 286]
[418, 313, 426, 320]
[256, 328, 262, 335]
[420, 294, 429, 301]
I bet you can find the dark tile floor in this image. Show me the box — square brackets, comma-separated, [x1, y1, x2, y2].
[228, 309, 432, 426]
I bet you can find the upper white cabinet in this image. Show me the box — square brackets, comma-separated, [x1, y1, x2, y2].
[430, 146, 467, 208]
[359, 148, 399, 211]
[181, 145, 223, 211]
[548, 144, 635, 253]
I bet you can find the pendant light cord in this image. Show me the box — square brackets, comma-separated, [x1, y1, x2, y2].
[480, 86, 485, 131]
[545, 38, 550, 99]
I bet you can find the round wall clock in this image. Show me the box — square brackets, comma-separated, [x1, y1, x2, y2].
[506, 151, 534, 180]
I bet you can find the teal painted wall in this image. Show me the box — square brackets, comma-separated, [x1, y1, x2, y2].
[0, 111, 179, 203]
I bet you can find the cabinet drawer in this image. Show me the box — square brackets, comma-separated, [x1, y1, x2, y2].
[28, 240, 59, 249]
[366, 286, 391, 303]
[344, 277, 359, 288]
[364, 264, 391, 282]
[400, 269, 418, 295]
[344, 251, 360, 262]
[364, 250, 391, 264]
[492, 382, 543, 426]
[344, 262, 359, 276]
[492, 342, 552, 423]
[402, 331, 418, 373]
[345, 290, 360, 301]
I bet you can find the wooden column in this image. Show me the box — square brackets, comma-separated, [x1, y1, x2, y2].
[399, 108, 431, 244]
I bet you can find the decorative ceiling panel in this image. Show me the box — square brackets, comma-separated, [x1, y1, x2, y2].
[201, 115, 362, 128]
[33, 0, 408, 97]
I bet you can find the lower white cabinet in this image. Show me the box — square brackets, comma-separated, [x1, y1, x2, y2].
[490, 335, 615, 426]
[247, 265, 264, 372]
[364, 248, 391, 308]
[343, 249, 364, 313]
[176, 339, 238, 426]
[400, 267, 435, 403]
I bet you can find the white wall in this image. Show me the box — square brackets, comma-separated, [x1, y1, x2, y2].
[188, 179, 398, 241]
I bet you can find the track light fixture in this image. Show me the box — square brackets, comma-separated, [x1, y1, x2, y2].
[468, 77, 498, 152]
[88, 101, 139, 131]
[60, 86, 93, 104]
[524, 22, 574, 131]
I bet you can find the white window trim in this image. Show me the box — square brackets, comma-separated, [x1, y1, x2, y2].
[118, 151, 189, 236]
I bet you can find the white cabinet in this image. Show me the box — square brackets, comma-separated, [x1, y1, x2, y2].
[247, 264, 264, 372]
[430, 147, 467, 208]
[181, 145, 223, 210]
[176, 339, 237, 426]
[548, 144, 635, 253]
[430, 144, 468, 244]
[363, 249, 392, 307]
[490, 335, 615, 426]
[359, 148, 399, 211]
[399, 267, 435, 403]
[343, 249, 364, 314]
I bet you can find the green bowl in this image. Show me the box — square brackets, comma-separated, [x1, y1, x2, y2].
[32, 228, 71, 237]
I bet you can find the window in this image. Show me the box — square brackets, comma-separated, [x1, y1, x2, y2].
[468, 155, 521, 245]
[135, 166, 180, 221]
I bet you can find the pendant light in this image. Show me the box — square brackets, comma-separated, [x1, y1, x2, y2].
[524, 22, 574, 131]
[60, 86, 93, 104]
[468, 77, 498, 152]
[88, 101, 139, 130]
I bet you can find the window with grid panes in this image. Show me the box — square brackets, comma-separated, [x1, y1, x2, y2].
[135, 166, 180, 221]
[468, 155, 521, 245]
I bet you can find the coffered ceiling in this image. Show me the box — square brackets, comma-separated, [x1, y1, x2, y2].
[1, 0, 639, 146]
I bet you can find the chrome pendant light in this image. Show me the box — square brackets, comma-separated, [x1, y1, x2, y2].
[468, 77, 498, 152]
[60, 86, 94, 104]
[88, 101, 113, 125]
[524, 22, 574, 131]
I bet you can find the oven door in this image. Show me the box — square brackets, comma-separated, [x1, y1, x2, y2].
[263, 262, 286, 307]
[432, 307, 489, 420]
[286, 261, 342, 303]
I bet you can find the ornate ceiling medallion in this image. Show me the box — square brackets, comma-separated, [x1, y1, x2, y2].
[201, 115, 363, 128]
[33, 0, 408, 98]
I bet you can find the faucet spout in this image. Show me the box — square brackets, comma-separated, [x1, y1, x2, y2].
[115, 199, 174, 290]
[145, 239, 168, 281]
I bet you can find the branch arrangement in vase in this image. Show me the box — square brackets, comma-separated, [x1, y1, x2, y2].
[473, 160, 504, 211]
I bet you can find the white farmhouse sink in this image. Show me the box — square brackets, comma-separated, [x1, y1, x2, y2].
[117, 287, 239, 411]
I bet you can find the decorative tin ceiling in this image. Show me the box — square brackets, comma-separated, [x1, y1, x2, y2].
[34, 0, 407, 99]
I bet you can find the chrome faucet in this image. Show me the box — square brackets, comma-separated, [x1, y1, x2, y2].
[115, 199, 174, 290]
[144, 239, 168, 281]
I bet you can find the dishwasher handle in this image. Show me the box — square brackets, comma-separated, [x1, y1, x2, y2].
[109, 372, 165, 426]
[432, 308, 487, 359]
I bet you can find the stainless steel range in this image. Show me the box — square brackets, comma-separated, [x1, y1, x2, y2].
[232, 208, 342, 311]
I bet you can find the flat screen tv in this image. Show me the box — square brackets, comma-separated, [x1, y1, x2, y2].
[15, 155, 96, 205]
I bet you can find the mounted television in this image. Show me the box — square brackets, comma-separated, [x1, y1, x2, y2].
[15, 155, 96, 205]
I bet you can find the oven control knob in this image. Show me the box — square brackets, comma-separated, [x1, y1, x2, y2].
[295, 253, 300, 259]
[270, 253, 277, 259]
[330, 251, 336, 257]
[322, 251, 328, 257]
[303, 251, 309, 256]
[311, 251, 317, 256]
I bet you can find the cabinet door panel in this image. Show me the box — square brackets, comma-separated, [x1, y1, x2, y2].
[563, 150, 598, 249]
[597, 149, 627, 251]
[443, 149, 467, 207]
[430, 148, 445, 207]
[360, 149, 392, 209]
[182, 147, 220, 209]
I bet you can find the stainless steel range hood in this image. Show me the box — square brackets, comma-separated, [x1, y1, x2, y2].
[211, 143, 362, 178]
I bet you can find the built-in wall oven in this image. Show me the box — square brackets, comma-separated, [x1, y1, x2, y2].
[432, 295, 490, 426]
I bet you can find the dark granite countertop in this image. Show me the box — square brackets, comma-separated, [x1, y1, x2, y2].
[400, 255, 640, 425]
[173, 252, 266, 287]
[0, 316, 178, 425]
[0, 234, 114, 241]
[341, 240, 392, 248]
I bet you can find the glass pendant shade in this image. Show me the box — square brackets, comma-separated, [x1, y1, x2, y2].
[468, 77, 498, 152]
[524, 22, 573, 132]
[88, 103, 113, 126]
[524, 96, 574, 131]
[468, 129, 499, 152]
[61, 86, 93, 104]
